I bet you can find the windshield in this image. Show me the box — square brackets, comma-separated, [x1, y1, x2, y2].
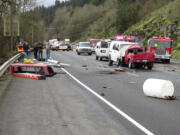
[90, 41, 98, 45]
[79, 43, 90, 47]
[128, 48, 143, 53]
[101, 41, 108, 48]
[119, 44, 132, 49]
[149, 40, 172, 48]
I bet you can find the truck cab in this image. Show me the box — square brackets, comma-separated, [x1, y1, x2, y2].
[148, 37, 172, 63]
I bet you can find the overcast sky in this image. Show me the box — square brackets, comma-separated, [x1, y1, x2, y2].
[37, 0, 67, 7]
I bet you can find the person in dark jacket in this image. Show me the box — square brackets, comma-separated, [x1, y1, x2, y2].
[23, 41, 29, 56]
[33, 42, 39, 59]
[37, 42, 43, 60]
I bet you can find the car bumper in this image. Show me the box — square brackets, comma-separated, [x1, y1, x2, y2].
[155, 54, 171, 59]
[78, 50, 92, 53]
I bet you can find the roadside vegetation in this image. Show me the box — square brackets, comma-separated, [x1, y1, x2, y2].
[0, 0, 180, 59]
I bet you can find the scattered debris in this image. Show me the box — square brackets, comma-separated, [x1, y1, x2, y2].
[61, 124, 68, 127]
[115, 67, 124, 72]
[165, 96, 176, 100]
[128, 82, 136, 84]
[82, 65, 87, 67]
[100, 93, 105, 96]
[97, 71, 117, 74]
[97, 67, 117, 74]
[103, 86, 112, 89]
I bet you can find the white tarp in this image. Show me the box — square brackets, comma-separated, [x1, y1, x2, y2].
[143, 78, 174, 99]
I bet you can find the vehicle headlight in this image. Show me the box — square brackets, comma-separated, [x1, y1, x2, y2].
[136, 60, 141, 62]
[166, 50, 169, 55]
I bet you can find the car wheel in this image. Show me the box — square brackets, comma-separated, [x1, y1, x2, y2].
[77, 52, 80, 55]
[88, 53, 92, 56]
[108, 60, 113, 66]
[166, 59, 170, 64]
[96, 56, 99, 60]
[128, 60, 135, 69]
[99, 57, 102, 61]
[147, 63, 153, 70]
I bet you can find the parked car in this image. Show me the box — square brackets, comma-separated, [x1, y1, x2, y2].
[59, 44, 72, 51]
[95, 41, 110, 61]
[109, 41, 138, 66]
[76, 42, 92, 55]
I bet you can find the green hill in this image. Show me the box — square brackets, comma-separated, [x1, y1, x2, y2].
[125, 0, 180, 59]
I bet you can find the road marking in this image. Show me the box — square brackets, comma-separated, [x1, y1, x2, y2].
[61, 68, 154, 135]
[126, 72, 139, 77]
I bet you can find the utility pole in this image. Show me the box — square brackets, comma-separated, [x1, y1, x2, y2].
[32, 25, 34, 45]
[10, 1, 13, 51]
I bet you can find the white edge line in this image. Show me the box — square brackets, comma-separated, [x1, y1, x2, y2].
[61, 68, 154, 135]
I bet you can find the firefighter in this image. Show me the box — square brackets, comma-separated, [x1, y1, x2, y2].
[17, 41, 27, 59]
[17, 42, 24, 52]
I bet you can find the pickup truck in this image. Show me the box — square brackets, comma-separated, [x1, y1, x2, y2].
[118, 45, 155, 69]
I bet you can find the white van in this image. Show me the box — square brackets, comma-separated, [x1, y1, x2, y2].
[95, 41, 110, 61]
[108, 41, 138, 66]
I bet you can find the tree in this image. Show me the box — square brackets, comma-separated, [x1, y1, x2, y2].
[51, 7, 70, 39]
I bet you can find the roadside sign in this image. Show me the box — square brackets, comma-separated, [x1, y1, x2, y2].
[4, 15, 20, 37]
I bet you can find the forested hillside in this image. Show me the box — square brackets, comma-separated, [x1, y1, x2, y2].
[0, 0, 180, 60]
[124, 0, 180, 58]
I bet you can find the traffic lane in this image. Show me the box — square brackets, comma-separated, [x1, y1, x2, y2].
[51, 51, 180, 135]
[0, 73, 125, 135]
[52, 50, 180, 96]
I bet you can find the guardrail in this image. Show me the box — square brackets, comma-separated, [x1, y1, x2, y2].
[0, 53, 22, 78]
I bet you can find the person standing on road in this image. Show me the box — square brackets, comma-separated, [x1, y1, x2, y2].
[23, 41, 29, 56]
[17, 41, 27, 59]
[45, 40, 51, 61]
[37, 42, 43, 60]
[33, 42, 39, 59]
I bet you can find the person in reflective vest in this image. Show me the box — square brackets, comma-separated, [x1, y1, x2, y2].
[18, 42, 24, 52]
[17, 41, 27, 59]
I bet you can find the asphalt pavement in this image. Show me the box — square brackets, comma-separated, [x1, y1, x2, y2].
[0, 50, 180, 135]
[51, 50, 180, 135]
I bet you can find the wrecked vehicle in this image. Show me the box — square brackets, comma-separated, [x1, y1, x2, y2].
[11, 63, 55, 80]
[109, 45, 155, 69]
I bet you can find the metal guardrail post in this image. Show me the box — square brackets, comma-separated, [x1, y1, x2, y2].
[0, 53, 22, 78]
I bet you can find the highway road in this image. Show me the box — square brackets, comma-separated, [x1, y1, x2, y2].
[0, 50, 180, 135]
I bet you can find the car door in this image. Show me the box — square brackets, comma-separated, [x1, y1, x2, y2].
[111, 43, 119, 62]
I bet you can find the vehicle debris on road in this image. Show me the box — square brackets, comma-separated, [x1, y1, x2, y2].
[115, 67, 124, 72]
[11, 59, 70, 80]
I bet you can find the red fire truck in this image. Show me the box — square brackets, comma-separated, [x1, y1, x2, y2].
[147, 37, 172, 63]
